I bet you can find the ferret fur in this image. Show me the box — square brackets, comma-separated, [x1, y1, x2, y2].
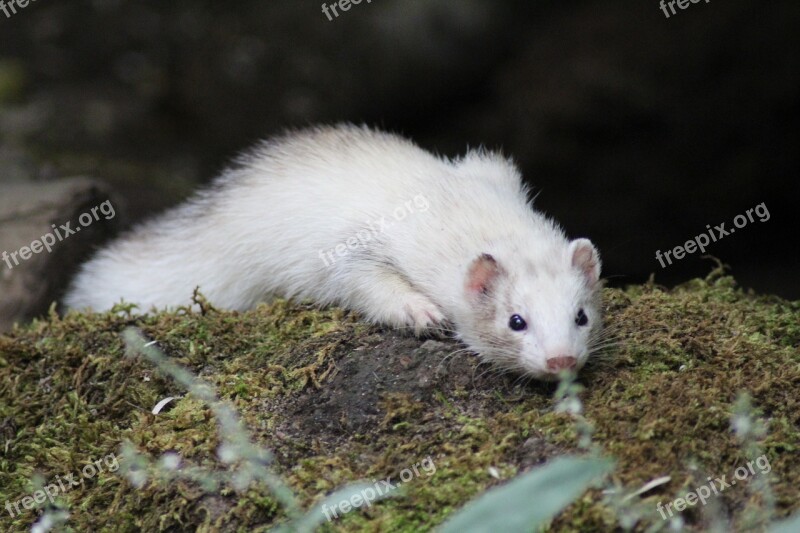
[65, 124, 602, 378]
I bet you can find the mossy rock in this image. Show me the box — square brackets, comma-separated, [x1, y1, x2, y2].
[0, 273, 798, 531]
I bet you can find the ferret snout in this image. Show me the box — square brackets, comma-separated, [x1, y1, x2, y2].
[546, 356, 577, 372]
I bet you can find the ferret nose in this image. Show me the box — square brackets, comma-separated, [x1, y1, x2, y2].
[546, 356, 577, 372]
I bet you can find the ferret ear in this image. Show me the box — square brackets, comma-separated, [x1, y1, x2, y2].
[569, 239, 601, 288]
[465, 253, 503, 298]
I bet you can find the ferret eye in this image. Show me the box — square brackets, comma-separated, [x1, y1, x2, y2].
[575, 308, 588, 327]
[508, 314, 527, 331]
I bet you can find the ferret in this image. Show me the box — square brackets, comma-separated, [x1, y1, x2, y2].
[65, 124, 602, 379]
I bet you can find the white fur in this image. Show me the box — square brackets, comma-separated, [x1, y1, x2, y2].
[64, 124, 602, 378]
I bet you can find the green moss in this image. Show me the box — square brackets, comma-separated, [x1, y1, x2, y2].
[0, 274, 798, 531]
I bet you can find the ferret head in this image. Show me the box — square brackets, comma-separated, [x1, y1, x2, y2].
[459, 239, 602, 380]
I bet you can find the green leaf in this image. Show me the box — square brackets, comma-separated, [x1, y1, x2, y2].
[274, 482, 394, 533]
[439, 456, 614, 533]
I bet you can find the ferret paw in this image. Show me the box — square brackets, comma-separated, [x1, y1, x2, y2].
[400, 297, 447, 336]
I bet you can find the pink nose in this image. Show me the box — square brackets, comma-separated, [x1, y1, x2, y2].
[546, 356, 577, 372]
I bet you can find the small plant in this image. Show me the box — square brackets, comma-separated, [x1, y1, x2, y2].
[554, 371, 656, 530]
[438, 371, 613, 532]
[553, 370, 595, 451]
[438, 455, 613, 533]
[730, 392, 774, 530]
[122, 327, 385, 532]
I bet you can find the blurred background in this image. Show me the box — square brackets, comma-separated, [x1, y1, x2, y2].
[1, 0, 798, 329]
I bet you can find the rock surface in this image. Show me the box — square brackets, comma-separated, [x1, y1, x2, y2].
[0, 177, 121, 331]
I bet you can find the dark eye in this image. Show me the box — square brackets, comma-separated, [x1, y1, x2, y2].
[509, 314, 527, 331]
[575, 308, 588, 327]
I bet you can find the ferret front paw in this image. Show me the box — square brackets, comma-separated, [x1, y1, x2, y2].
[400, 296, 447, 336]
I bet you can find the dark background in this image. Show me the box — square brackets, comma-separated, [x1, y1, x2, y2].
[1, 0, 798, 300]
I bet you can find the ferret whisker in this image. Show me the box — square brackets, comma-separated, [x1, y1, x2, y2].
[441, 347, 476, 368]
[509, 372, 532, 390]
[471, 363, 499, 385]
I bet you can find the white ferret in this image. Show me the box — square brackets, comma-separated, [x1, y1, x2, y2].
[65, 124, 602, 379]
